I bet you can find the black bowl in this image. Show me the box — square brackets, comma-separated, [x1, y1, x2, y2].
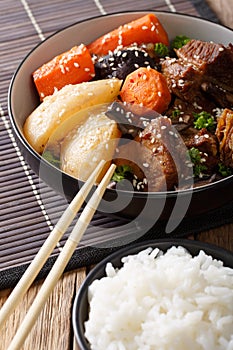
[8, 11, 233, 225]
[72, 238, 233, 350]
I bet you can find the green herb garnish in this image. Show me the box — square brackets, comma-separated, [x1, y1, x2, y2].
[154, 42, 169, 57]
[218, 163, 232, 177]
[171, 35, 191, 50]
[111, 165, 133, 183]
[188, 147, 208, 177]
[42, 150, 60, 167]
[171, 109, 181, 118]
[193, 111, 216, 131]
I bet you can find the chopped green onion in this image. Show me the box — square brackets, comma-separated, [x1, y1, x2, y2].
[111, 165, 133, 183]
[154, 42, 169, 57]
[188, 147, 208, 177]
[171, 35, 191, 50]
[171, 109, 181, 118]
[218, 163, 232, 177]
[193, 111, 216, 131]
[42, 150, 60, 167]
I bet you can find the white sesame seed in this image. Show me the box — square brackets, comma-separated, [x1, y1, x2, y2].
[151, 25, 155, 31]
[151, 137, 155, 143]
[60, 65, 65, 74]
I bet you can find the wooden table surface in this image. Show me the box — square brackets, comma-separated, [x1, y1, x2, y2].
[0, 1, 233, 349]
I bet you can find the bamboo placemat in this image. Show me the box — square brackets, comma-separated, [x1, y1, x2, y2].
[1, 0, 232, 290]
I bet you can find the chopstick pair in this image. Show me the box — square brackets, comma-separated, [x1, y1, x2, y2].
[0, 160, 116, 350]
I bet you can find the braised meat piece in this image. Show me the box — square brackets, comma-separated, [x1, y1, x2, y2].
[201, 82, 233, 107]
[216, 108, 233, 168]
[114, 116, 192, 191]
[161, 40, 233, 110]
[176, 40, 233, 93]
[161, 56, 216, 112]
[166, 98, 201, 132]
[94, 48, 157, 81]
[183, 128, 219, 174]
[105, 101, 153, 139]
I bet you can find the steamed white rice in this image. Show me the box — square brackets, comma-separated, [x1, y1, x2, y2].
[84, 246, 233, 350]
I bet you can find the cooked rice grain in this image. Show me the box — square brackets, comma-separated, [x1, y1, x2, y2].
[84, 246, 233, 350]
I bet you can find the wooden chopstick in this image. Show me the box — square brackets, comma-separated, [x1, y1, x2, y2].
[0, 159, 106, 330]
[7, 162, 116, 350]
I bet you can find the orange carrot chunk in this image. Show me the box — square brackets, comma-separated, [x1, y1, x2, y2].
[120, 67, 171, 114]
[87, 13, 169, 56]
[33, 44, 95, 100]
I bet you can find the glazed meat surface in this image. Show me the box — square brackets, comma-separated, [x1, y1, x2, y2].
[114, 117, 192, 191]
[161, 40, 233, 110]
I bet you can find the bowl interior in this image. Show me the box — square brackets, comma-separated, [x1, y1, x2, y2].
[72, 239, 233, 350]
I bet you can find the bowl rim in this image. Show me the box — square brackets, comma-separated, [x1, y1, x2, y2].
[72, 238, 233, 349]
[7, 10, 233, 200]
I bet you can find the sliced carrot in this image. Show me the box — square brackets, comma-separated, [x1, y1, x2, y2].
[120, 67, 171, 114]
[87, 13, 169, 56]
[33, 44, 95, 100]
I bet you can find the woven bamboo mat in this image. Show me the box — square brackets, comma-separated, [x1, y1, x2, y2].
[1, 0, 232, 290]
